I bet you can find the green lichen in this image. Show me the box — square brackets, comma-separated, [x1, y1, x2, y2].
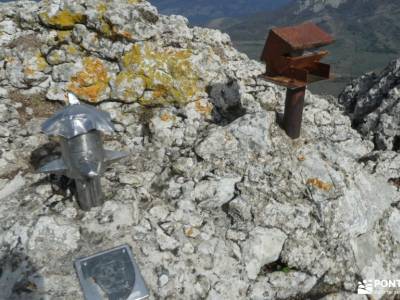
[39, 10, 86, 29]
[115, 43, 202, 106]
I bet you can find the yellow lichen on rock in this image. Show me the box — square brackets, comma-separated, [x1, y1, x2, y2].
[35, 52, 48, 71]
[23, 67, 35, 76]
[66, 44, 79, 55]
[56, 30, 72, 41]
[23, 51, 49, 76]
[68, 57, 109, 102]
[127, 0, 143, 4]
[160, 112, 176, 122]
[96, 3, 130, 40]
[39, 10, 86, 29]
[306, 178, 333, 192]
[97, 3, 108, 14]
[114, 43, 203, 106]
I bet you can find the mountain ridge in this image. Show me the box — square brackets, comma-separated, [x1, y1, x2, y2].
[209, 0, 400, 95]
[149, 0, 292, 24]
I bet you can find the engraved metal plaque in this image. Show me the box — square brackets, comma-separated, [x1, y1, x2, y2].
[74, 244, 149, 300]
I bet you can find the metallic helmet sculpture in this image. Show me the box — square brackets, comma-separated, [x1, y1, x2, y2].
[39, 93, 127, 210]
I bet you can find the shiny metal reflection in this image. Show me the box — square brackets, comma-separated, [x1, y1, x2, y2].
[38, 94, 127, 210]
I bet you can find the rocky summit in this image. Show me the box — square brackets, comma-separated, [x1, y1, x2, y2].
[0, 1, 399, 299]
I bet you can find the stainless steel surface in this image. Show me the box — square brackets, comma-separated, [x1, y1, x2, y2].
[60, 131, 106, 180]
[42, 103, 115, 139]
[38, 95, 127, 210]
[75, 177, 104, 211]
[74, 244, 149, 300]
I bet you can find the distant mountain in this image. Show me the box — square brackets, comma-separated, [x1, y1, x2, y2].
[149, 0, 293, 25]
[210, 0, 400, 95]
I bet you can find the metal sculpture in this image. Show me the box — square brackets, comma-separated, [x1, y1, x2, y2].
[38, 93, 127, 210]
[260, 22, 334, 139]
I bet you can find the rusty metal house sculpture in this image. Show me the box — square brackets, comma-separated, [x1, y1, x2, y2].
[38, 94, 127, 210]
[261, 22, 334, 139]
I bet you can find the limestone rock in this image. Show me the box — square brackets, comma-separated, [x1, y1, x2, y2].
[194, 176, 241, 208]
[388, 210, 400, 243]
[243, 227, 287, 280]
[0, 0, 399, 299]
[339, 59, 400, 151]
[321, 293, 368, 300]
[27, 216, 80, 264]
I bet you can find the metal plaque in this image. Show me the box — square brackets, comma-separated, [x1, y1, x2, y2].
[74, 244, 149, 300]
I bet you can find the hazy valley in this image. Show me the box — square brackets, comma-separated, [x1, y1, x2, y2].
[208, 0, 400, 95]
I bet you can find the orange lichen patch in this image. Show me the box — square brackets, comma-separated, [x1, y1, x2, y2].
[118, 30, 133, 40]
[297, 155, 306, 161]
[195, 99, 213, 116]
[160, 112, 175, 122]
[39, 10, 86, 29]
[185, 227, 193, 236]
[153, 85, 168, 98]
[24, 67, 35, 76]
[306, 178, 333, 192]
[68, 57, 109, 102]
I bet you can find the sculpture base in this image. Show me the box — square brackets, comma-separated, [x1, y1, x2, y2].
[75, 177, 104, 211]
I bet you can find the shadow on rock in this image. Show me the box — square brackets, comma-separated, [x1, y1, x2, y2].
[30, 142, 73, 199]
[0, 248, 44, 300]
[30, 141, 60, 171]
[207, 79, 246, 125]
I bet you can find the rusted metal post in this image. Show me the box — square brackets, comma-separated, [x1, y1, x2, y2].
[283, 86, 306, 139]
[259, 22, 334, 139]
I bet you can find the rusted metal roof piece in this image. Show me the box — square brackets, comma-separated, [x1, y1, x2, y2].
[259, 22, 334, 139]
[271, 22, 333, 51]
[260, 22, 334, 89]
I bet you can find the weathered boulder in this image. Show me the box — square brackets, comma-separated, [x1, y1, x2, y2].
[0, 0, 399, 299]
[339, 59, 400, 151]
